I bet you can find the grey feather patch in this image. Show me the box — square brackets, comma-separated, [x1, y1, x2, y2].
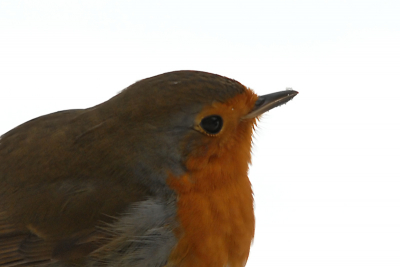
[87, 197, 178, 267]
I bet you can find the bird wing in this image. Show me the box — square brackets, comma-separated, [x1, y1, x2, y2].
[0, 203, 117, 267]
[0, 100, 179, 266]
[0, 198, 177, 267]
[0, 110, 149, 266]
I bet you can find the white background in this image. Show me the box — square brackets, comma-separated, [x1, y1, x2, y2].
[1, 1, 399, 266]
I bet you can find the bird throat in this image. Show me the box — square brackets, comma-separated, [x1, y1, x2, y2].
[167, 119, 256, 266]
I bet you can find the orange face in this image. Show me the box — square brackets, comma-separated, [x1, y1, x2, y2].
[168, 87, 258, 267]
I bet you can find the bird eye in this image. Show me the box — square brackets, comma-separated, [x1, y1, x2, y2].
[200, 115, 223, 135]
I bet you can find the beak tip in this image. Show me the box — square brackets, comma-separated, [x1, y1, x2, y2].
[244, 89, 299, 119]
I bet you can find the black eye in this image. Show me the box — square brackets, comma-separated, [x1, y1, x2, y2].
[200, 115, 223, 135]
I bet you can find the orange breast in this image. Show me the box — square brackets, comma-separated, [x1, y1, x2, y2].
[167, 171, 254, 267]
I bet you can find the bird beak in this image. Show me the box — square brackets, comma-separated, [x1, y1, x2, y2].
[243, 90, 298, 119]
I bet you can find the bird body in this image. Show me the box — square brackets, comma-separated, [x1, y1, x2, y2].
[0, 71, 297, 266]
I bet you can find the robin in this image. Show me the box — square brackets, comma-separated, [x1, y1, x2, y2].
[0, 71, 297, 267]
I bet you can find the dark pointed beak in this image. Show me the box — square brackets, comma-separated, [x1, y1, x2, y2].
[243, 90, 298, 119]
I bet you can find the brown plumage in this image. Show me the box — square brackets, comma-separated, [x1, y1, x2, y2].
[0, 70, 297, 266]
